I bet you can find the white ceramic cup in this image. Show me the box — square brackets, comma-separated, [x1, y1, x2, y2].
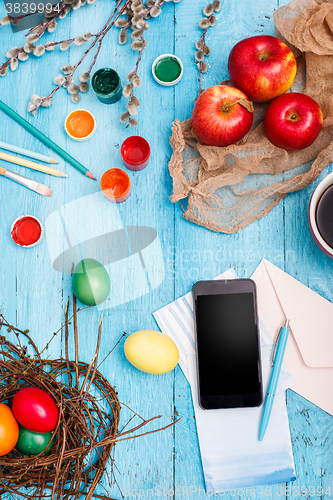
[308, 172, 333, 258]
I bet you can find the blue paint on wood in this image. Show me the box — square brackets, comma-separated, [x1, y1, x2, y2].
[0, 0, 332, 498]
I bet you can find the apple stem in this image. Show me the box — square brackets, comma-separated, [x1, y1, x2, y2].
[221, 98, 254, 113]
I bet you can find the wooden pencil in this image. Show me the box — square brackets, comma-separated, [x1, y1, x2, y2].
[0, 140, 58, 164]
[0, 151, 67, 177]
[0, 100, 95, 180]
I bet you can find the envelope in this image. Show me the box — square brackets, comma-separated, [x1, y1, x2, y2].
[252, 259, 333, 416]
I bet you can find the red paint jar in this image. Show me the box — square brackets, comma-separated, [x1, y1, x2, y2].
[11, 215, 43, 248]
[121, 136, 150, 171]
[101, 168, 131, 203]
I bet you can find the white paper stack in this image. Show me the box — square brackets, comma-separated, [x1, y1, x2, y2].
[154, 269, 296, 493]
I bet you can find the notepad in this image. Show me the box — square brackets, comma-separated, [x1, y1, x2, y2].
[154, 269, 296, 492]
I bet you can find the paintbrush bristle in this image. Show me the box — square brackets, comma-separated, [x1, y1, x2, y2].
[35, 183, 52, 197]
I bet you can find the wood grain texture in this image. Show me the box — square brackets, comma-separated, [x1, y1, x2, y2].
[0, 0, 332, 498]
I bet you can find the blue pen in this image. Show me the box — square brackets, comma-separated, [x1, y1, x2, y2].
[259, 319, 290, 441]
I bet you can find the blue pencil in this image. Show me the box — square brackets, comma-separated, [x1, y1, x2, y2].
[0, 140, 58, 164]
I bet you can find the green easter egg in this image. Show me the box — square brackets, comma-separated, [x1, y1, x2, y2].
[72, 258, 111, 306]
[16, 425, 53, 456]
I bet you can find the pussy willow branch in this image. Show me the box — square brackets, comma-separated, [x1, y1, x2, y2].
[198, 13, 214, 96]
[0, 2, 66, 72]
[125, 0, 166, 111]
[25, 0, 64, 35]
[198, 29, 207, 95]
[37, 2, 67, 37]
[87, 0, 131, 74]
[31, 0, 131, 111]
[130, 42, 144, 99]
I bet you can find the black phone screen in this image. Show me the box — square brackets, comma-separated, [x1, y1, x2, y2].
[194, 281, 262, 409]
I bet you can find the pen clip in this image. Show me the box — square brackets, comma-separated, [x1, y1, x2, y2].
[271, 319, 290, 367]
[270, 329, 281, 367]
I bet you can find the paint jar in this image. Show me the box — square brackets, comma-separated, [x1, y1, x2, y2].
[65, 109, 96, 141]
[101, 168, 131, 203]
[152, 54, 183, 86]
[11, 215, 43, 248]
[92, 68, 122, 104]
[121, 136, 150, 171]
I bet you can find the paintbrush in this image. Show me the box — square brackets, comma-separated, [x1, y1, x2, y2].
[0, 167, 52, 197]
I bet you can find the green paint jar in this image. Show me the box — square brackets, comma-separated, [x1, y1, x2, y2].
[92, 68, 122, 104]
[152, 54, 183, 86]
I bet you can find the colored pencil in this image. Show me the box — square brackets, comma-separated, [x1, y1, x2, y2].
[0, 151, 68, 177]
[0, 167, 52, 197]
[0, 100, 96, 180]
[0, 140, 58, 164]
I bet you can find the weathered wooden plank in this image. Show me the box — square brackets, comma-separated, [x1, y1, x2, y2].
[0, 0, 332, 498]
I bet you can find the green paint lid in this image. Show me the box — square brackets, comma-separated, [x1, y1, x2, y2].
[152, 54, 183, 87]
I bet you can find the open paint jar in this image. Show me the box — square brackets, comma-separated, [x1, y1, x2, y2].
[65, 109, 96, 141]
[121, 136, 150, 171]
[92, 68, 122, 104]
[101, 168, 131, 203]
[11, 215, 43, 248]
[152, 54, 183, 86]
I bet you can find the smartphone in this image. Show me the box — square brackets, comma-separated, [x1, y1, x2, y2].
[193, 279, 262, 410]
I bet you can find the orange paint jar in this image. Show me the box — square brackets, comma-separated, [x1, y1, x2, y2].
[65, 109, 96, 141]
[101, 168, 131, 203]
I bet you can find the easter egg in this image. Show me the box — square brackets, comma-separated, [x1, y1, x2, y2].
[16, 425, 53, 456]
[12, 387, 59, 433]
[72, 258, 111, 306]
[124, 329, 179, 374]
[0, 403, 19, 456]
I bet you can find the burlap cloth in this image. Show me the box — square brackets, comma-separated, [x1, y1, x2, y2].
[169, 0, 333, 233]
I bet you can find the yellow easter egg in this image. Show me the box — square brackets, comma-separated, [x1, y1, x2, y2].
[124, 330, 179, 374]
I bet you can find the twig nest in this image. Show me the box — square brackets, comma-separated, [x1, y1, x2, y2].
[0, 315, 120, 500]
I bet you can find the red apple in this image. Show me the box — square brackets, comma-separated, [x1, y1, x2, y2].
[228, 35, 297, 102]
[191, 85, 253, 147]
[263, 92, 323, 150]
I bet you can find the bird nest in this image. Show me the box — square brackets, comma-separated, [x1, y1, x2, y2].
[0, 299, 173, 500]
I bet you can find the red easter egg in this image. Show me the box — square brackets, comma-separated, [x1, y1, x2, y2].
[12, 387, 59, 433]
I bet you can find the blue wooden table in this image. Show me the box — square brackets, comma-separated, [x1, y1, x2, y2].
[1, 0, 333, 498]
